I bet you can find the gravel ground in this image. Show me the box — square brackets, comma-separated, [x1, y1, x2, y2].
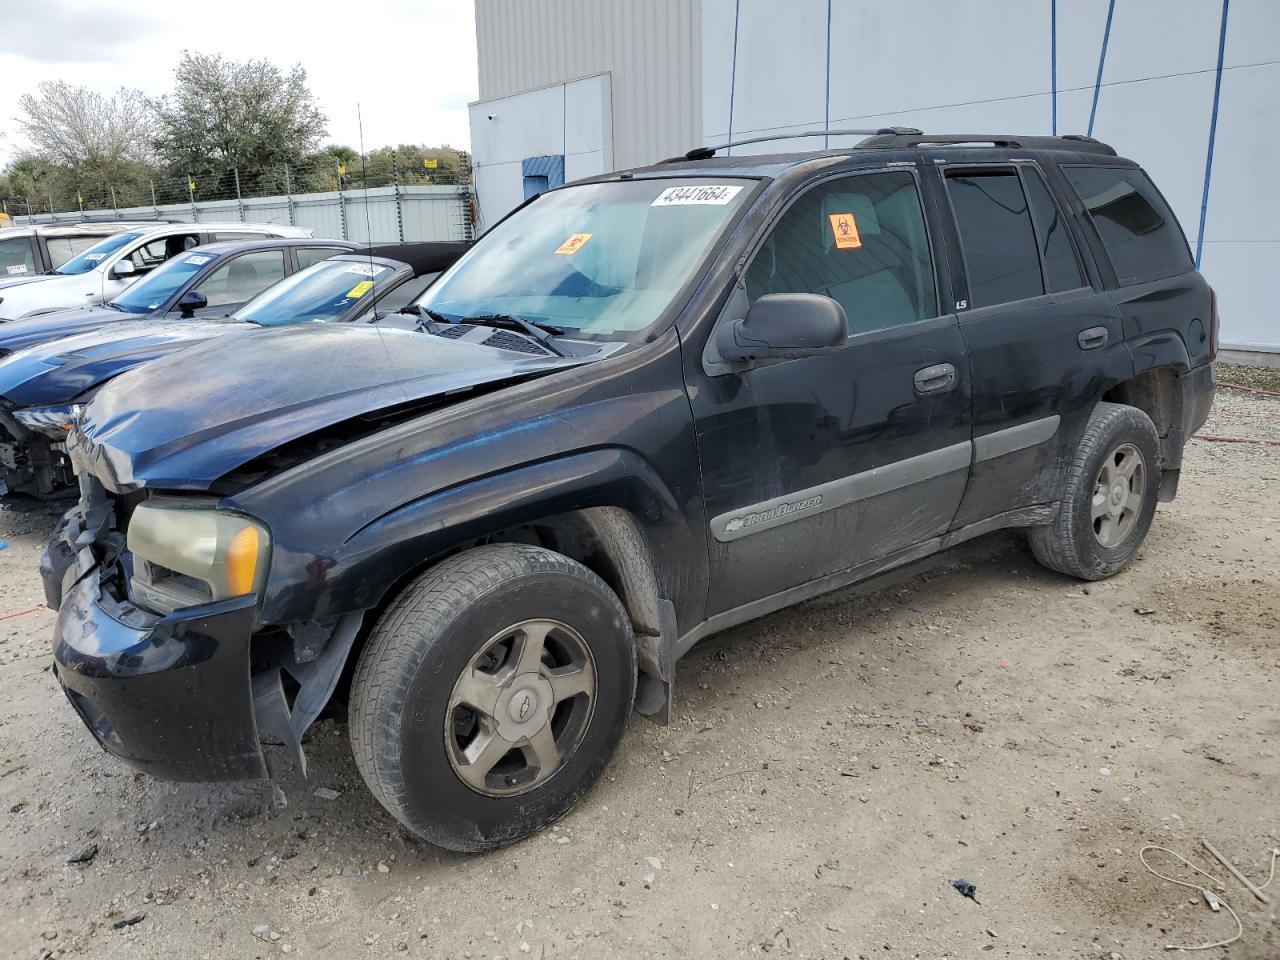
[1, 386, 1277, 960]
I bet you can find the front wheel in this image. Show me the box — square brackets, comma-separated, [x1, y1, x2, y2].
[1029, 402, 1161, 580]
[348, 544, 636, 852]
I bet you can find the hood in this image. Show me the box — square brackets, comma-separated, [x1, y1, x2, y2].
[0, 304, 138, 355]
[0, 318, 250, 408]
[0, 272, 96, 319]
[0, 272, 55, 291]
[73, 323, 588, 491]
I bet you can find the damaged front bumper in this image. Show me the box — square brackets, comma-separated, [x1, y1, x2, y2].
[43, 510, 361, 783]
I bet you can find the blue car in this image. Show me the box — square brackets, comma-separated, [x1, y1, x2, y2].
[0, 237, 358, 360]
[0, 242, 466, 497]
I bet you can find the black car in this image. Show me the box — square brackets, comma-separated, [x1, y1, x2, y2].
[0, 242, 461, 498]
[44, 130, 1215, 852]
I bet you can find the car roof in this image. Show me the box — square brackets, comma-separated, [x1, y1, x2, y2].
[184, 238, 360, 257]
[602, 132, 1131, 181]
[337, 242, 471, 277]
[0, 221, 158, 239]
[119, 221, 306, 238]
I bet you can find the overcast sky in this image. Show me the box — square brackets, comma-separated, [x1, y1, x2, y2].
[0, 0, 478, 165]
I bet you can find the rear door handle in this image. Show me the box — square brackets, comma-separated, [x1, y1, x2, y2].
[1077, 326, 1109, 350]
[913, 362, 957, 396]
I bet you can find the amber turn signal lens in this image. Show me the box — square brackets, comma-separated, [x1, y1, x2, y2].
[225, 524, 261, 596]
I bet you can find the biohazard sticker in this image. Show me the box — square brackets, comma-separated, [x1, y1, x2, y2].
[555, 233, 593, 256]
[651, 184, 743, 206]
[828, 213, 862, 249]
[346, 280, 375, 298]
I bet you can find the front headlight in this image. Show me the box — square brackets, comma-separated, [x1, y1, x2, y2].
[126, 499, 271, 614]
[13, 403, 74, 437]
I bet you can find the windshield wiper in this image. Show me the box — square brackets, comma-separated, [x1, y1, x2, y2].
[399, 304, 451, 333]
[457, 313, 570, 357]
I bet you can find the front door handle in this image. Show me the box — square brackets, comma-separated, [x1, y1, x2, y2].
[914, 362, 957, 396]
[1077, 326, 1109, 350]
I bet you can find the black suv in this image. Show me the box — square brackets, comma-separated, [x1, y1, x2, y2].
[43, 130, 1215, 852]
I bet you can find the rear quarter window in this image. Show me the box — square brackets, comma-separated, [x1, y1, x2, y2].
[1063, 166, 1192, 283]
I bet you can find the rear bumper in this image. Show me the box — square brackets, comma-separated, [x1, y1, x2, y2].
[1158, 362, 1215, 501]
[49, 555, 267, 783]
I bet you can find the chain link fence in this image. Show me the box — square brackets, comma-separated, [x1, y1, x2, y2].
[2, 154, 476, 243]
[1, 153, 468, 217]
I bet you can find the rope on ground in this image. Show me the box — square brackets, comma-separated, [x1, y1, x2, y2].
[1218, 381, 1280, 399]
[1138, 845, 1242, 951]
[0, 604, 46, 622]
[1192, 433, 1280, 446]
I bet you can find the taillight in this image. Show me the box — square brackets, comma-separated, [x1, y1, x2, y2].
[1209, 288, 1220, 360]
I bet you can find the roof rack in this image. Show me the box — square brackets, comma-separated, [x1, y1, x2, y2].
[855, 131, 1117, 156]
[665, 128, 1116, 162]
[668, 127, 923, 162]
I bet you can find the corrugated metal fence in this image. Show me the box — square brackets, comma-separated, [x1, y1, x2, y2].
[12, 185, 475, 244]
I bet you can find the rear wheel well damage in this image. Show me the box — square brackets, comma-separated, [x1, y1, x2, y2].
[1101, 366, 1185, 499]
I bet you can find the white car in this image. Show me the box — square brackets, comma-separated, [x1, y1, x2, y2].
[0, 221, 313, 320]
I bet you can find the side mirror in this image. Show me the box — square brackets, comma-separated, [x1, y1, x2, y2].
[110, 260, 136, 279]
[717, 293, 847, 363]
[176, 289, 208, 318]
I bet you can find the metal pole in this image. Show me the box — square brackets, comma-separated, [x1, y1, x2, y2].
[233, 167, 244, 221]
[109, 184, 118, 216]
[188, 175, 197, 222]
[150, 180, 158, 217]
[393, 150, 404, 242]
[284, 164, 295, 226]
[339, 188, 348, 240]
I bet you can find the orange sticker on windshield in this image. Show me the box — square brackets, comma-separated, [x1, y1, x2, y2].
[555, 232, 593, 255]
[828, 213, 862, 249]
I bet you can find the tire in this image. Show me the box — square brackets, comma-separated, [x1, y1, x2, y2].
[348, 543, 636, 852]
[1028, 402, 1161, 581]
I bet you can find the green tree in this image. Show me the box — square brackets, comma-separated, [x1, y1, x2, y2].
[153, 51, 327, 196]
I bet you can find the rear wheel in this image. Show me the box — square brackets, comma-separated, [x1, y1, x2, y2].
[348, 544, 635, 851]
[1029, 402, 1161, 580]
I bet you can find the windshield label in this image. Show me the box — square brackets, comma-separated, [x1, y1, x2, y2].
[346, 280, 375, 298]
[651, 184, 743, 207]
[345, 264, 379, 276]
[554, 233, 593, 256]
[183, 254, 212, 265]
[6, 264, 26, 275]
[82, 253, 107, 262]
[827, 212, 862, 250]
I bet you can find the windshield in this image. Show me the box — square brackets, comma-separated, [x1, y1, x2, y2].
[55, 231, 144, 276]
[108, 250, 215, 313]
[234, 258, 396, 326]
[417, 178, 754, 339]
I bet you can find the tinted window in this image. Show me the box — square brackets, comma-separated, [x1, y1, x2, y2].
[745, 171, 937, 334]
[1064, 166, 1192, 282]
[112, 251, 212, 313]
[194, 250, 287, 308]
[130, 233, 201, 272]
[374, 272, 439, 313]
[0, 237, 36, 277]
[295, 246, 350, 269]
[1022, 168, 1085, 292]
[946, 172, 1044, 307]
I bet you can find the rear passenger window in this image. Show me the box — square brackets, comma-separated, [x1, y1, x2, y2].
[745, 171, 937, 335]
[295, 246, 350, 269]
[46, 236, 104, 268]
[946, 171, 1044, 308]
[1021, 167, 1085, 292]
[194, 250, 287, 308]
[1063, 166, 1192, 283]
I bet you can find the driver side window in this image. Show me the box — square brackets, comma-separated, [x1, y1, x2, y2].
[745, 171, 938, 335]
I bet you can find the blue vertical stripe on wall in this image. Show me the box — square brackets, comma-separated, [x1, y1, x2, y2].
[824, 0, 833, 148]
[1088, 0, 1116, 136]
[1196, 0, 1231, 268]
[1051, 0, 1058, 134]
[727, 0, 742, 154]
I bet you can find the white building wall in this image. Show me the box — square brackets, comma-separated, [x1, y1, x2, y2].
[471, 0, 700, 227]
[700, 0, 1279, 351]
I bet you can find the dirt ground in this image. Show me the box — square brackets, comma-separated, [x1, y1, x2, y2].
[1, 369, 1277, 960]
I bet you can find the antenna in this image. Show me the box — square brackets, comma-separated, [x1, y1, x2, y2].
[357, 103, 378, 293]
